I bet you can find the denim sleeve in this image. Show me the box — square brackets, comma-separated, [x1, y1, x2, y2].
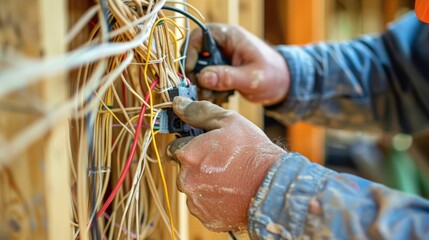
[266, 12, 429, 134]
[248, 153, 429, 239]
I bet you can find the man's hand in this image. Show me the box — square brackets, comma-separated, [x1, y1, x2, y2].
[167, 97, 286, 232]
[186, 24, 290, 106]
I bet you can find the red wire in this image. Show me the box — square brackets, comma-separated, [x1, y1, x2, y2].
[96, 79, 159, 219]
[176, 72, 191, 86]
[121, 80, 127, 107]
[89, 20, 97, 27]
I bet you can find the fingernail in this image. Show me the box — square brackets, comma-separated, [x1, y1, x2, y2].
[174, 96, 192, 112]
[201, 71, 218, 87]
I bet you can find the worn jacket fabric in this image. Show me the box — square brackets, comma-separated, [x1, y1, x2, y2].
[249, 12, 429, 239]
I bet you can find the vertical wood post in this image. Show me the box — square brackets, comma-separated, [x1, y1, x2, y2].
[0, 0, 70, 239]
[284, 0, 327, 165]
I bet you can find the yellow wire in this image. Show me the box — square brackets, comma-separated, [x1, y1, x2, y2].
[99, 100, 124, 126]
[143, 18, 183, 240]
[168, 28, 183, 43]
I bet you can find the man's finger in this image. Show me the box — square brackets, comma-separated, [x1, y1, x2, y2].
[185, 46, 199, 74]
[172, 97, 233, 131]
[185, 27, 203, 73]
[167, 136, 194, 163]
[206, 24, 241, 59]
[198, 64, 261, 93]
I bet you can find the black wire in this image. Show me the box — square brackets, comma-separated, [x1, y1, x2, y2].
[90, 181, 101, 240]
[90, 168, 101, 240]
[228, 231, 238, 240]
[88, 111, 101, 240]
[161, 5, 208, 32]
[89, 160, 101, 239]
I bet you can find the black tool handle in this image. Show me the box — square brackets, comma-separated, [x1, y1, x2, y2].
[194, 30, 234, 104]
[194, 30, 229, 72]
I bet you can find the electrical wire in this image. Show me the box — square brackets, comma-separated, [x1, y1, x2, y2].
[143, 17, 183, 240]
[96, 79, 159, 219]
[2, 1, 213, 239]
[0, 0, 163, 97]
[181, 1, 191, 81]
[161, 5, 208, 31]
[229, 231, 238, 240]
[66, 5, 99, 43]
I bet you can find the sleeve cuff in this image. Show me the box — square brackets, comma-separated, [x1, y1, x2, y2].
[265, 46, 320, 125]
[248, 153, 335, 239]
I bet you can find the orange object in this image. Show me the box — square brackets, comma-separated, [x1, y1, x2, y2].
[416, 0, 429, 23]
[202, 51, 210, 57]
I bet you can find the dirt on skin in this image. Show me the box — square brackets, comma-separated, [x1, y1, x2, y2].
[167, 96, 286, 232]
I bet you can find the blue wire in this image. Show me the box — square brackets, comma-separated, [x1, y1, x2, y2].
[181, 1, 191, 82]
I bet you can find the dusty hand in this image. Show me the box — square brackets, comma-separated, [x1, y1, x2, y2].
[167, 97, 286, 232]
[186, 24, 290, 106]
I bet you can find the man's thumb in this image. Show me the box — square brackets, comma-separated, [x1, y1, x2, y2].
[172, 96, 233, 131]
[167, 136, 194, 164]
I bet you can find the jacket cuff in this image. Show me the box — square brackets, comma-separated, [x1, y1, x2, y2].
[248, 153, 335, 239]
[265, 46, 319, 124]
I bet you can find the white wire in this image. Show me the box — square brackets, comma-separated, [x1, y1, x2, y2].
[66, 5, 99, 43]
[0, 51, 134, 167]
[157, 86, 174, 93]
[0, 0, 166, 97]
[118, 74, 148, 107]
[108, 0, 166, 39]
[117, 130, 152, 239]
[129, 55, 166, 65]
[0, 32, 146, 97]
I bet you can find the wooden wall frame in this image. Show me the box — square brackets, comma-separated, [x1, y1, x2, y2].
[0, 0, 70, 239]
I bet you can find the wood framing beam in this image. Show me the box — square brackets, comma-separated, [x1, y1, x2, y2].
[362, 0, 382, 33]
[236, 0, 264, 128]
[0, 0, 70, 239]
[284, 0, 326, 165]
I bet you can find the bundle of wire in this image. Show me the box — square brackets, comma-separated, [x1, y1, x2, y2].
[70, 1, 206, 239]
[0, 0, 205, 239]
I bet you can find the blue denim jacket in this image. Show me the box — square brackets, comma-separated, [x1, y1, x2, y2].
[249, 12, 429, 239]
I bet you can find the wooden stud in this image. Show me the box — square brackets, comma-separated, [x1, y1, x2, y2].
[362, 0, 382, 33]
[284, 0, 326, 165]
[0, 0, 70, 239]
[236, 0, 264, 128]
